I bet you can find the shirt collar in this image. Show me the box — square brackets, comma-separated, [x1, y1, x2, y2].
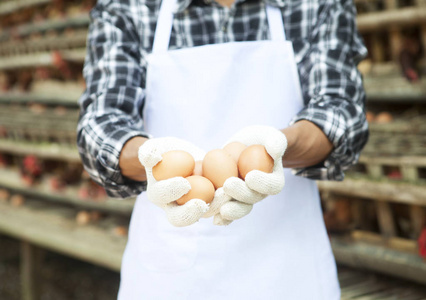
[174, 0, 285, 13]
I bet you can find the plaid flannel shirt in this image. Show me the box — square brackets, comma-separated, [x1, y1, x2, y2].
[77, 0, 369, 198]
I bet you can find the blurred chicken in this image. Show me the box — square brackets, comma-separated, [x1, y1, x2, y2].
[20, 155, 43, 186]
[399, 36, 421, 83]
[419, 227, 426, 259]
[49, 163, 83, 192]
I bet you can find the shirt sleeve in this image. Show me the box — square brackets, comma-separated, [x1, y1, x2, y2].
[77, 1, 149, 198]
[290, 0, 369, 181]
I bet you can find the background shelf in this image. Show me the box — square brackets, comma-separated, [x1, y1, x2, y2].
[0, 168, 135, 216]
[0, 200, 126, 272]
[0, 0, 51, 16]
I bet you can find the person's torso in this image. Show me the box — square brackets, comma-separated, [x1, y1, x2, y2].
[118, 1, 341, 299]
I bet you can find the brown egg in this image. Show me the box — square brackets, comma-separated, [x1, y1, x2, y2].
[0, 188, 10, 202]
[152, 150, 195, 181]
[223, 141, 247, 163]
[113, 226, 129, 237]
[10, 194, 25, 207]
[375, 111, 393, 124]
[365, 111, 375, 123]
[203, 149, 238, 189]
[238, 145, 274, 180]
[193, 160, 203, 176]
[76, 210, 91, 225]
[176, 175, 215, 205]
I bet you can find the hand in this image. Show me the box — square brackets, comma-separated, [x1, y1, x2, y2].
[216, 125, 287, 225]
[138, 137, 209, 227]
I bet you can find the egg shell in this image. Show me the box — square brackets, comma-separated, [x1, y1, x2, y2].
[238, 145, 274, 180]
[203, 149, 238, 189]
[193, 160, 203, 176]
[375, 111, 393, 124]
[76, 210, 91, 225]
[223, 141, 247, 163]
[365, 111, 375, 123]
[152, 150, 195, 181]
[176, 175, 215, 205]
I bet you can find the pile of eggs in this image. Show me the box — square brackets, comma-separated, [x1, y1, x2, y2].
[152, 142, 274, 205]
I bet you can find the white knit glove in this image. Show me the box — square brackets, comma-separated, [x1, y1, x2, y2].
[138, 137, 210, 227]
[218, 125, 287, 225]
[203, 188, 233, 226]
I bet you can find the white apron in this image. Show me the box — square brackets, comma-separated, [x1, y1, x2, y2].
[118, 0, 340, 299]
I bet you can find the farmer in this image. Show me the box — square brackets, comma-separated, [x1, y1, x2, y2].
[77, 0, 368, 298]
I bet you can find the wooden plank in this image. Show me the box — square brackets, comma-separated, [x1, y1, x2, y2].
[338, 266, 426, 300]
[341, 279, 386, 299]
[0, 30, 88, 56]
[369, 120, 426, 135]
[410, 206, 425, 238]
[389, 28, 402, 62]
[401, 166, 419, 182]
[0, 0, 50, 16]
[0, 168, 135, 216]
[363, 76, 426, 102]
[0, 201, 127, 272]
[360, 156, 426, 169]
[376, 202, 397, 238]
[370, 34, 385, 63]
[366, 59, 426, 77]
[59, 48, 87, 63]
[357, 7, 426, 32]
[0, 139, 80, 162]
[384, 0, 401, 62]
[331, 235, 426, 285]
[351, 230, 418, 254]
[0, 48, 86, 70]
[20, 241, 42, 300]
[0, 14, 90, 42]
[317, 177, 426, 206]
[366, 164, 383, 178]
[0, 93, 82, 106]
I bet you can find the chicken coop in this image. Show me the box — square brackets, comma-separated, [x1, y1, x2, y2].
[0, 1, 131, 299]
[319, 0, 426, 287]
[0, 0, 425, 299]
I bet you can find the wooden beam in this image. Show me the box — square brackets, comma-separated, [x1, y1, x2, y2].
[0, 48, 86, 70]
[359, 156, 426, 168]
[376, 201, 397, 238]
[363, 77, 426, 102]
[351, 230, 418, 253]
[316, 177, 426, 206]
[0, 15, 90, 42]
[0, 0, 50, 16]
[331, 234, 426, 285]
[21, 241, 42, 300]
[0, 201, 127, 272]
[0, 168, 135, 216]
[0, 139, 80, 162]
[370, 34, 385, 63]
[410, 206, 425, 238]
[384, 0, 401, 61]
[357, 7, 426, 32]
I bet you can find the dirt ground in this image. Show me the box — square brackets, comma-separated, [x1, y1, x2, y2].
[0, 235, 120, 300]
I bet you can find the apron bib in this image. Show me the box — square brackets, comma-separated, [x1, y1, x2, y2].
[119, 1, 340, 299]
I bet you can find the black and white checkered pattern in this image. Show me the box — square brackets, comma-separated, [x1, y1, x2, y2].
[77, 0, 369, 198]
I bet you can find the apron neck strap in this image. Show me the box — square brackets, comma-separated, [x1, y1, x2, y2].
[265, 5, 286, 42]
[152, 0, 286, 53]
